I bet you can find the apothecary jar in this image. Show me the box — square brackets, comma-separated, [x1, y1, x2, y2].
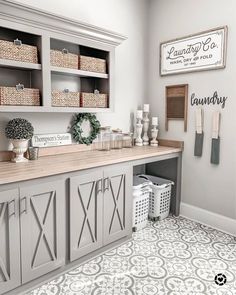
[97, 126, 111, 151]
[111, 129, 123, 149]
[122, 132, 133, 148]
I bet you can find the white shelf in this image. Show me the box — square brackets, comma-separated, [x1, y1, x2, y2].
[0, 105, 111, 113]
[0, 59, 42, 70]
[51, 66, 109, 79]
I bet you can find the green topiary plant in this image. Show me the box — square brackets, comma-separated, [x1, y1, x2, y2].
[5, 118, 34, 140]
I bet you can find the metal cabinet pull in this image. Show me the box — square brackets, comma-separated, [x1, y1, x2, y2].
[20, 197, 27, 215]
[103, 177, 110, 192]
[16, 83, 24, 91]
[62, 48, 69, 54]
[8, 199, 16, 218]
[14, 38, 22, 46]
[96, 179, 103, 195]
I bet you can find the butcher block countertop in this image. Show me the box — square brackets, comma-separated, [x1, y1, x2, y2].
[0, 145, 182, 185]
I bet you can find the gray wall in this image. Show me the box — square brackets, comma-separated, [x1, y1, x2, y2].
[0, 0, 148, 150]
[147, 0, 236, 219]
[1, 0, 235, 221]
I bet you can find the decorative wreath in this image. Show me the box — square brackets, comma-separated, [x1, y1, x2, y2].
[71, 113, 101, 145]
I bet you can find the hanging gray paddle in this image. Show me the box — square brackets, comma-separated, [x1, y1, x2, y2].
[194, 108, 204, 157]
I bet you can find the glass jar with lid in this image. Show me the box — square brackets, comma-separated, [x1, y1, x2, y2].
[122, 132, 134, 148]
[111, 129, 123, 149]
[97, 126, 111, 151]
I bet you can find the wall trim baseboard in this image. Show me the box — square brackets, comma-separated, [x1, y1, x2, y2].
[180, 202, 236, 237]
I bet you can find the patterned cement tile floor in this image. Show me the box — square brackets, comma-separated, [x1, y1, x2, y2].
[26, 215, 236, 295]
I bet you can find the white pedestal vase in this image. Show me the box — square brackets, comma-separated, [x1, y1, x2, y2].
[11, 139, 29, 162]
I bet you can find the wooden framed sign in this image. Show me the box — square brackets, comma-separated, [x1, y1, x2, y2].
[160, 26, 227, 76]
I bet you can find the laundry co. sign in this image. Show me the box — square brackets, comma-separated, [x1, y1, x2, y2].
[160, 26, 227, 76]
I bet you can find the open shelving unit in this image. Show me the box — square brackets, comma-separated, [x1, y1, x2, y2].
[0, 0, 126, 113]
[50, 66, 109, 79]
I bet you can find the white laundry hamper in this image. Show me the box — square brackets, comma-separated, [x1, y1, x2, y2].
[132, 176, 152, 231]
[137, 175, 174, 221]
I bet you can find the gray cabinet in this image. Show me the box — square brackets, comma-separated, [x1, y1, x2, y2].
[70, 171, 103, 261]
[0, 164, 133, 293]
[20, 180, 65, 283]
[0, 1, 126, 113]
[0, 189, 21, 294]
[103, 166, 132, 245]
[69, 165, 132, 261]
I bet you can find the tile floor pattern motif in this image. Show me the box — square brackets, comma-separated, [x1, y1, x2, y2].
[26, 216, 236, 295]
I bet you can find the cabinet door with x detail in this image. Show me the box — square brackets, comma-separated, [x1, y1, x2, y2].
[69, 171, 103, 261]
[103, 165, 133, 246]
[0, 189, 21, 294]
[20, 180, 65, 283]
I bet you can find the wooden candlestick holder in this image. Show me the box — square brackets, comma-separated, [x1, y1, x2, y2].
[150, 125, 158, 147]
[135, 118, 143, 146]
[142, 111, 149, 146]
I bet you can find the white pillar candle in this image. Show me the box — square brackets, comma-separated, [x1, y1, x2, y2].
[137, 110, 143, 119]
[152, 117, 158, 125]
[143, 104, 149, 112]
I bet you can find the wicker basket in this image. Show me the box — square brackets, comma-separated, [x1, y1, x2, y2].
[0, 39, 38, 64]
[0, 85, 40, 106]
[81, 92, 108, 108]
[50, 49, 78, 69]
[52, 90, 80, 107]
[80, 56, 106, 73]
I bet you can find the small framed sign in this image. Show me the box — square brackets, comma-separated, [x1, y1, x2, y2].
[31, 133, 72, 147]
[160, 26, 227, 76]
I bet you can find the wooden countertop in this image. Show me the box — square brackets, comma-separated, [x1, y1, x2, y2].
[0, 146, 182, 185]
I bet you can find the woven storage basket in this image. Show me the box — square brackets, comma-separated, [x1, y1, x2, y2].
[52, 90, 80, 107]
[0, 86, 40, 106]
[81, 92, 108, 108]
[50, 49, 78, 69]
[0, 39, 38, 64]
[80, 56, 106, 73]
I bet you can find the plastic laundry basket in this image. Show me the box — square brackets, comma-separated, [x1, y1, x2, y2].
[132, 176, 152, 231]
[138, 175, 174, 221]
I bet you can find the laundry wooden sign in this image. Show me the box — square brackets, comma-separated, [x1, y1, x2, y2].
[31, 133, 72, 147]
[160, 26, 227, 76]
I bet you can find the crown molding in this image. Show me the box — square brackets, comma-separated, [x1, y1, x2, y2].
[0, 0, 127, 46]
